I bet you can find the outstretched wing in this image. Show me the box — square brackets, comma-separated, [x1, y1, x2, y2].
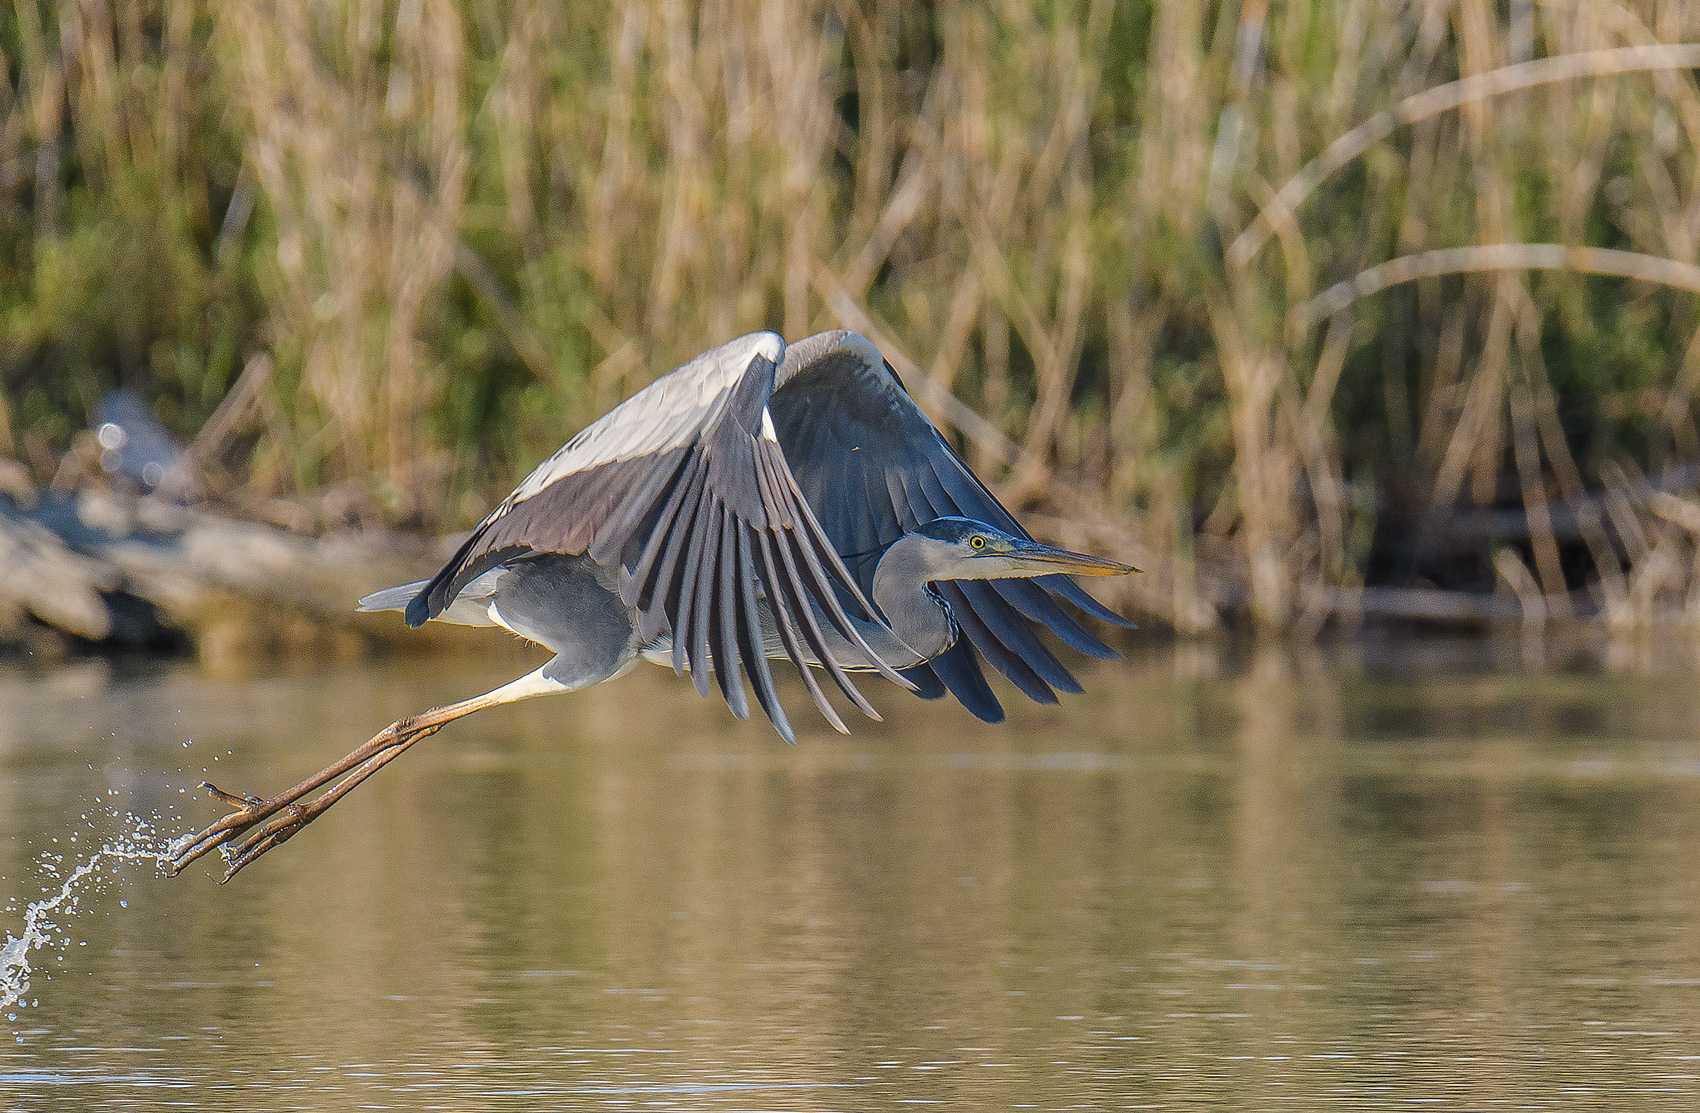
[768, 329, 1132, 723]
[410, 331, 909, 742]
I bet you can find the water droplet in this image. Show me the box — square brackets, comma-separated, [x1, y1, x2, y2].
[2, 815, 172, 1015]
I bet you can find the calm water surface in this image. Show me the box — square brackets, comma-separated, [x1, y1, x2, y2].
[3, 637, 1700, 1110]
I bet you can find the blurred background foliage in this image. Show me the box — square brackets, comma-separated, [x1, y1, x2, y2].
[6, 0, 1700, 633]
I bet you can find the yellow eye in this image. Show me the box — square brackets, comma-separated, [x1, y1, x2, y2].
[970, 535, 985, 550]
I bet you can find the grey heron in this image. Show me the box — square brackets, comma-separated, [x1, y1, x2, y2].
[167, 329, 1136, 880]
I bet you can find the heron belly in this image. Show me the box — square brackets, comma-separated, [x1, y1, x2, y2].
[486, 553, 642, 688]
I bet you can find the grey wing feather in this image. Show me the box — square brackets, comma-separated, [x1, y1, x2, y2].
[769, 329, 1131, 722]
[408, 331, 911, 741]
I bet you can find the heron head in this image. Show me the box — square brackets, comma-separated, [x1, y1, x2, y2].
[910, 517, 1139, 581]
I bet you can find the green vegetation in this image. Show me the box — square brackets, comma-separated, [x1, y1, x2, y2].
[4, 1, 1700, 631]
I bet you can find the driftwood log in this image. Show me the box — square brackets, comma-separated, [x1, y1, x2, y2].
[5, 468, 1691, 656]
[0, 487, 459, 660]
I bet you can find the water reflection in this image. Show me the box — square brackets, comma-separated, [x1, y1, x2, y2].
[2, 638, 1700, 1108]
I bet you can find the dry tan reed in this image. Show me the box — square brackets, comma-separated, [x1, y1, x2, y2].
[9, 1, 1700, 634]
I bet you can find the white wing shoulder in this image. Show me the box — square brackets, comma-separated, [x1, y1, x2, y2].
[501, 330, 784, 509]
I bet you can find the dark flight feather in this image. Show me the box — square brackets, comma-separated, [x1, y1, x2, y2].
[770, 329, 1128, 723]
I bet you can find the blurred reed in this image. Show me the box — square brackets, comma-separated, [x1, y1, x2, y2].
[6, 0, 1700, 634]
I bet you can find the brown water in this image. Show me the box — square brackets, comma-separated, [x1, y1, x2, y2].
[3, 637, 1700, 1110]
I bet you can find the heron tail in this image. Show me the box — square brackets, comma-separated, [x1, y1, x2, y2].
[356, 580, 431, 615]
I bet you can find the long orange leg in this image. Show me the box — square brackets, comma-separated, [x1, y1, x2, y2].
[166, 668, 565, 882]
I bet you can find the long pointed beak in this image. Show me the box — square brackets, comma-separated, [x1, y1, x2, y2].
[1004, 538, 1140, 577]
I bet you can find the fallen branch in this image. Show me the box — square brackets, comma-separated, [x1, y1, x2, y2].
[1323, 585, 1526, 625]
[1290, 244, 1700, 330]
[1429, 463, 1700, 542]
[1231, 44, 1700, 270]
[0, 489, 433, 650]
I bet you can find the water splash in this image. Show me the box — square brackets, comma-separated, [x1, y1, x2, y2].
[2, 814, 173, 1017]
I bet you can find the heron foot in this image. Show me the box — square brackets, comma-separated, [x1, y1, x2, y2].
[165, 719, 443, 882]
[164, 783, 312, 882]
[204, 783, 265, 808]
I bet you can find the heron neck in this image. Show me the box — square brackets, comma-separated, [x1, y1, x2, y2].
[868, 533, 956, 663]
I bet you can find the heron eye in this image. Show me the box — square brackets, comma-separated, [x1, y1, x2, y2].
[970, 535, 985, 549]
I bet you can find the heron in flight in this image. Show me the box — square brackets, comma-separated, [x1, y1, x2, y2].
[168, 329, 1136, 880]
